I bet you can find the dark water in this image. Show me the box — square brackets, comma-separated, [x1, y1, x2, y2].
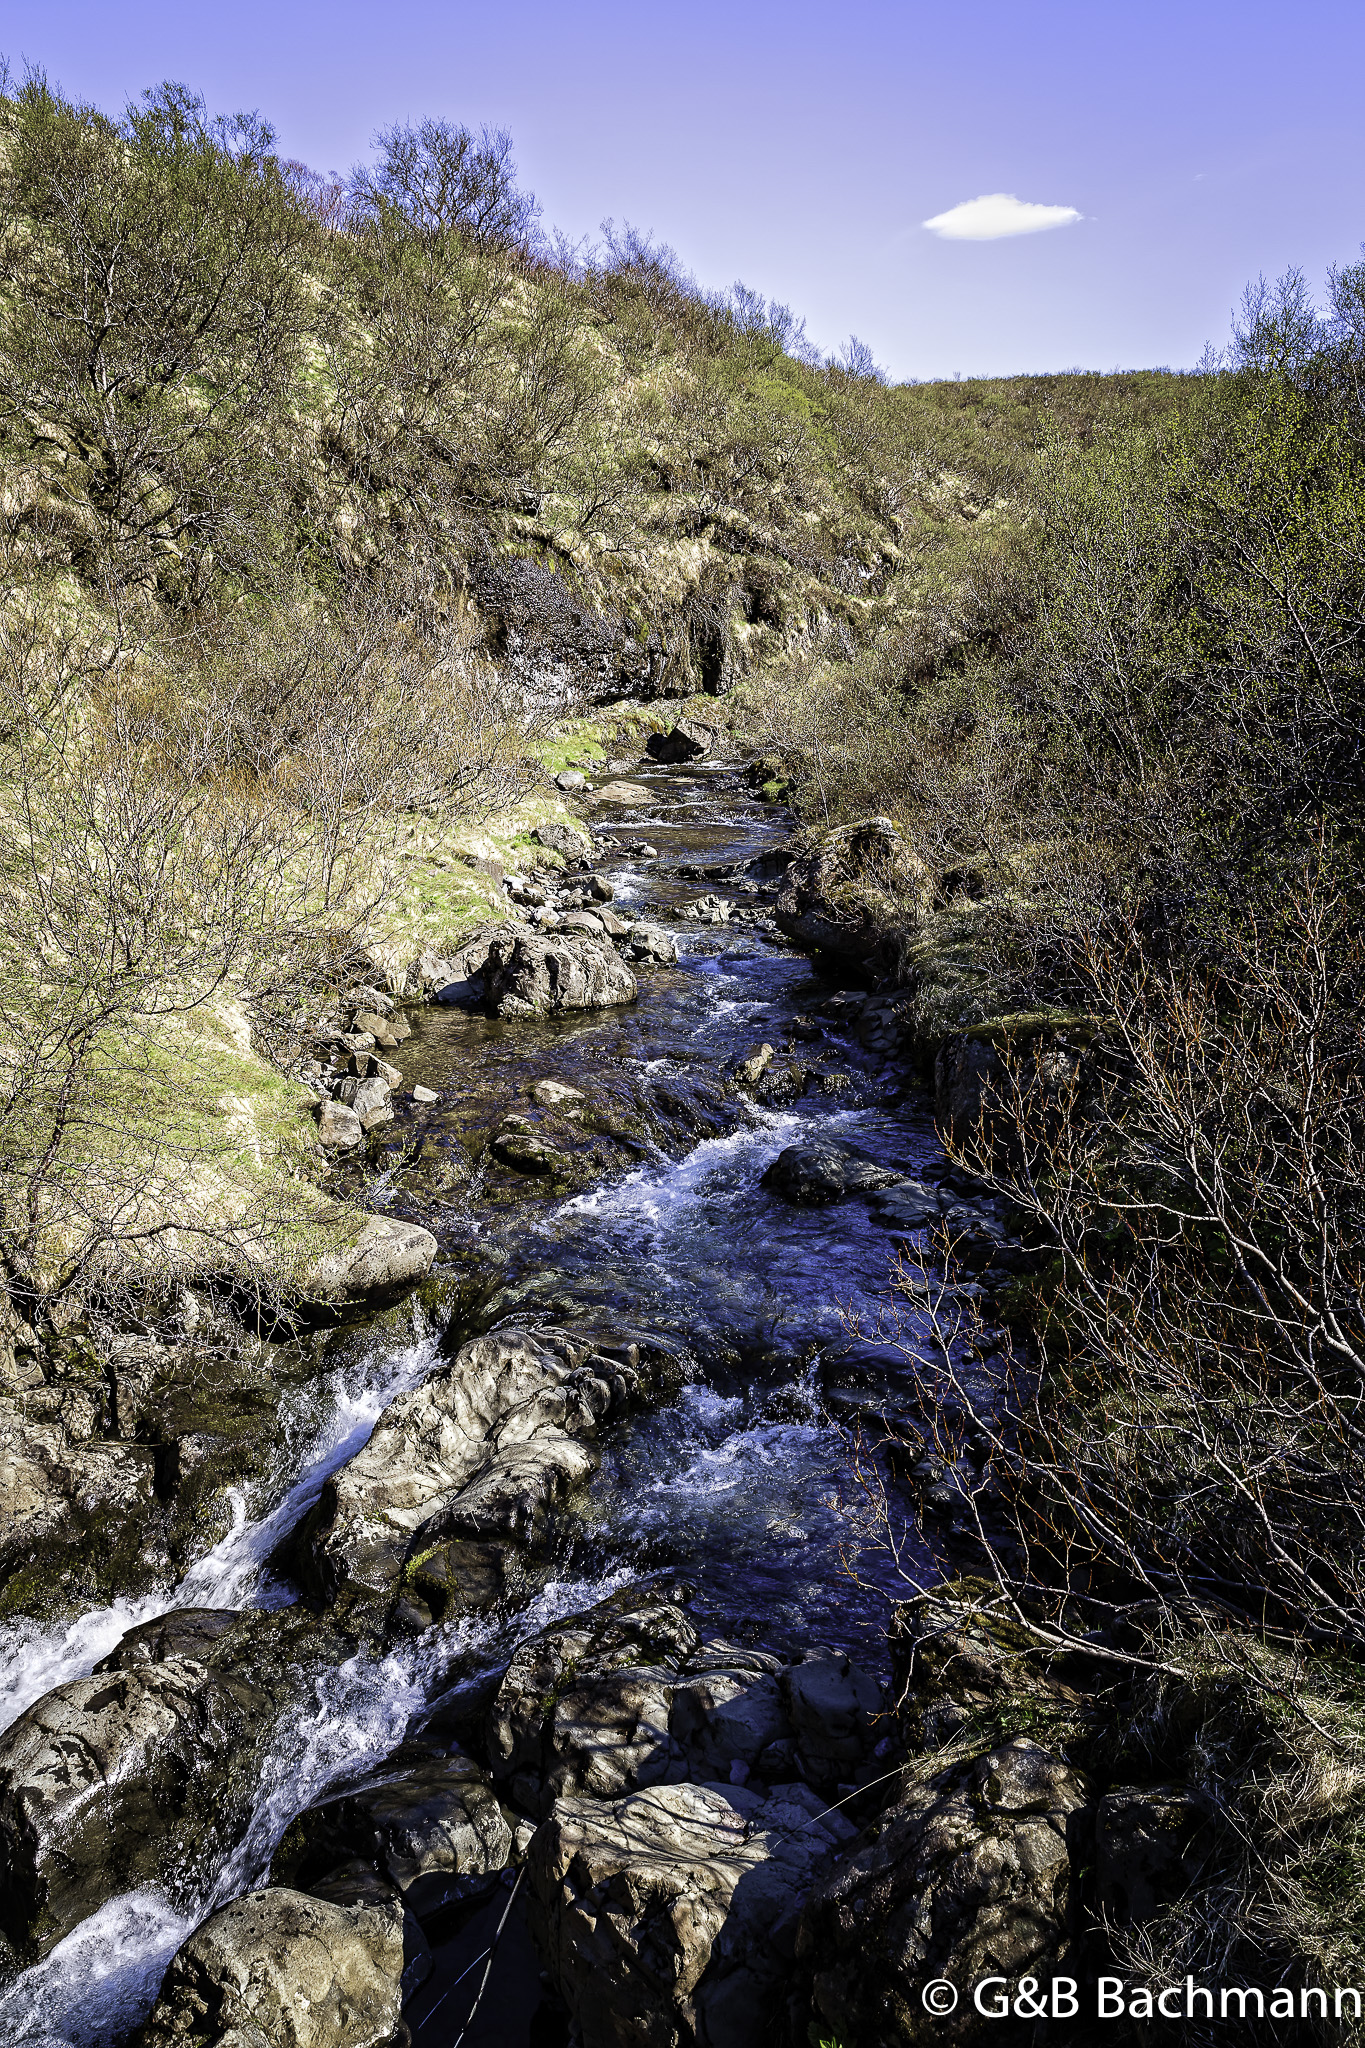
[1, 761, 946, 2047]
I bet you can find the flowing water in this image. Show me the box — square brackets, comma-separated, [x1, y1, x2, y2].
[1, 759, 948, 2045]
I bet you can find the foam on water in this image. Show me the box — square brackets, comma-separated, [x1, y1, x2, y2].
[555, 1105, 864, 1233]
[0, 1329, 438, 1736]
[0, 1572, 642, 2048]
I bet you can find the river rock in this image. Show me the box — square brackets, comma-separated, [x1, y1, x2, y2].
[136, 1885, 404, 2048]
[293, 1328, 638, 1628]
[318, 1096, 365, 1151]
[336, 1076, 393, 1130]
[733, 1043, 774, 1086]
[491, 1127, 563, 1174]
[483, 928, 638, 1017]
[794, 1738, 1088, 2046]
[869, 1180, 942, 1233]
[529, 1777, 855, 2048]
[593, 779, 652, 804]
[623, 923, 677, 965]
[646, 718, 720, 763]
[761, 1138, 903, 1204]
[271, 1742, 512, 1923]
[555, 769, 587, 791]
[775, 817, 935, 967]
[299, 1215, 437, 1302]
[530, 1080, 585, 1108]
[0, 1653, 276, 1965]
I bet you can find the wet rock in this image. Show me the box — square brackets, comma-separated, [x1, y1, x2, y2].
[761, 1138, 903, 1204]
[318, 1096, 365, 1151]
[293, 1328, 637, 1627]
[484, 929, 638, 1017]
[491, 1127, 563, 1175]
[733, 1043, 774, 1086]
[646, 718, 720, 763]
[795, 1738, 1088, 2046]
[623, 922, 678, 965]
[299, 1215, 437, 1303]
[529, 1777, 855, 2048]
[136, 1885, 404, 2048]
[775, 817, 935, 967]
[0, 1652, 277, 1964]
[433, 974, 483, 1009]
[271, 1743, 513, 1923]
[586, 873, 615, 902]
[869, 1180, 942, 1233]
[680, 892, 732, 923]
[530, 1080, 585, 1109]
[411, 1084, 439, 1105]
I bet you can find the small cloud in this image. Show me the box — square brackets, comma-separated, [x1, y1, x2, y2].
[923, 193, 1082, 241]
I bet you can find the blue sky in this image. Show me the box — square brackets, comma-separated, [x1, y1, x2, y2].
[4, 0, 1362, 380]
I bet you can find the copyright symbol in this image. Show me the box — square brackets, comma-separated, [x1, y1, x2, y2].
[922, 1979, 958, 2016]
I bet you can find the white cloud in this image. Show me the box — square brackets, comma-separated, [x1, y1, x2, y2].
[922, 193, 1082, 241]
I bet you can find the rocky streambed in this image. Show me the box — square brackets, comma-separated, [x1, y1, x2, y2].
[0, 756, 1078, 2048]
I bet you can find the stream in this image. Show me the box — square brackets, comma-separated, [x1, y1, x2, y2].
[0, 759, 948, 2046]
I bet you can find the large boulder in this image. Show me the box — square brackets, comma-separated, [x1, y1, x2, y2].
[532, 820, 593, 858]
[483, 929, 638, 1017]
[528, 1778, 856, 2048]
[646, 718, 720, 764]
[292, 1328, 640, 1629]
[0, 1641, 277, 1965]
[270, 1741, 512, 1923]
[794, 1738, 1089, 2046]
[774, 817, 934, 968]
[761, 1137, 902, 1204]
[135, 1885, 404, 2048]
[298, 1215, 437, 1304]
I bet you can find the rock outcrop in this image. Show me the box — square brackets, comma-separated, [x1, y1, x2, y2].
[530, 1778, 855, 2048]
[623, 922, 678, 965]
[795, 1738, 1089, 2046]
[270, 1740, 512, 1923]
[292, 1328, 642, 1630]
[0, 1621, 286, 1965]
[774, 817, 934, 967]
[135, 1885, 405, 2048]
[488, 1584, 887, 1821]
